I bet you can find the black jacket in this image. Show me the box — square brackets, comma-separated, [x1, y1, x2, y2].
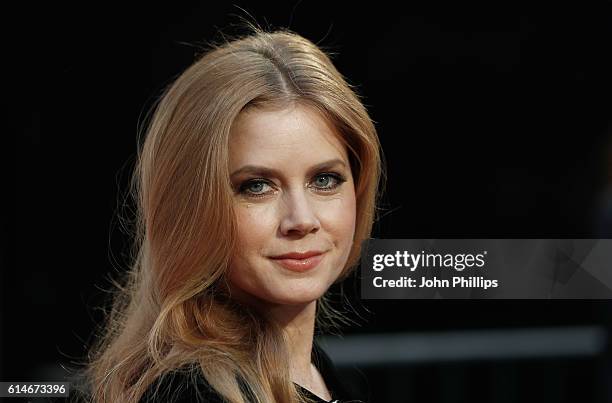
[139, 341, 363, 403]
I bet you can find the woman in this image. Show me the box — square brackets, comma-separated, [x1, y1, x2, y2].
[82, 25, 385, 403]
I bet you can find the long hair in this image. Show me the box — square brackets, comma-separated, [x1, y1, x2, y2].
[82, 25, 386, 403]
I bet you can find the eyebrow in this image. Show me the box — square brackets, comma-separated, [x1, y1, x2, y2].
[230, 158, 347, 180]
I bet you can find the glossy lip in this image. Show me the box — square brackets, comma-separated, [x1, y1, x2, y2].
[270, 250, 325, 260]
[269, 251, 326, 273]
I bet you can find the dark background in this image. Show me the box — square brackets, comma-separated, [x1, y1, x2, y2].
[8, 1, 612, 402]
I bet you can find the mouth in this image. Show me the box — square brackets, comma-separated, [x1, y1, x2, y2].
[268, 251, 326, 272]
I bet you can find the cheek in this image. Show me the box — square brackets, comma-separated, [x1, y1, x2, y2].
[234, 205, 274, 248]
[321, 191, 357, 246]
[339, 198, 357, 239]
[228, 206, 272, 286]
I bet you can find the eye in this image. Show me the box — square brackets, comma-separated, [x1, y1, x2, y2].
[310, 173, 346, 192]
[238, 179, 274, 198]
[236, 172, 347, 199]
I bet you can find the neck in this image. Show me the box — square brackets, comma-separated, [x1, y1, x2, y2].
[266, 300, 317, 383]
[222, 284, 321, 389]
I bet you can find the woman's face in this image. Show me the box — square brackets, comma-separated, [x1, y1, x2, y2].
[227, 104, 356, 308]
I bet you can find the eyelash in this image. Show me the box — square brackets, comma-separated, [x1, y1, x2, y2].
[237, 173, 347, 199]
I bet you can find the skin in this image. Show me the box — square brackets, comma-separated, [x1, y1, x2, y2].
[227, 103, 357, 400]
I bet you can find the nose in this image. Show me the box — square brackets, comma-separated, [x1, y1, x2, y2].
[279, 188, 321, 237]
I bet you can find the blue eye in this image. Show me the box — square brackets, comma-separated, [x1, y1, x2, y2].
[311, 173, 346, 191]
[237, 172, 346, 199]
[239, 180, 273, 197]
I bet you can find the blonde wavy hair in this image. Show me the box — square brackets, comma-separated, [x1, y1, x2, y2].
[80, 25, 385, 403]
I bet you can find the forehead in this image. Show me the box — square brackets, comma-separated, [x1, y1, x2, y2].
[228, 104, 348, 166]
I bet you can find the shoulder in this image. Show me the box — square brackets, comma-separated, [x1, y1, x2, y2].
[139, 366, 224, 403]
[312, 340, 371, 403]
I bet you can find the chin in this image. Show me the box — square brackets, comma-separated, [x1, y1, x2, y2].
[275, 298, 321, 307]
[268, 287, 328, 306]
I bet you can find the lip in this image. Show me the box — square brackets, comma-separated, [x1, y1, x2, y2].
[270, 251, 325, 260]
[269, 251, 326, 272]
